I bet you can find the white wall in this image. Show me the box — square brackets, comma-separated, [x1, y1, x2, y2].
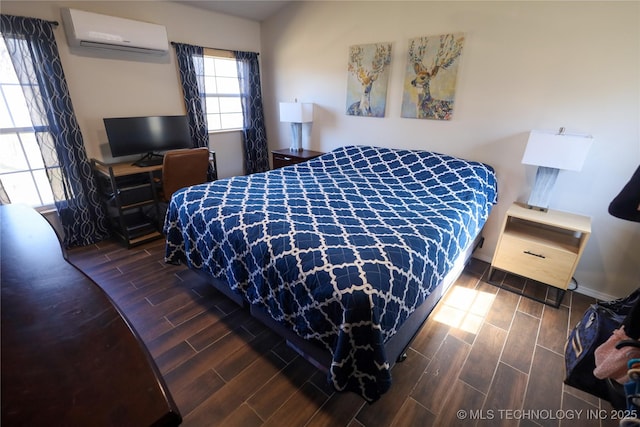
[261, 1, 640, 299]
[2, 1, 637, 298]
[1, 0, 259, 178]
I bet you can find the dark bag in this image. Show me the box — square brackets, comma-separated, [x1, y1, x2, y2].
[564, 289, 640, 400]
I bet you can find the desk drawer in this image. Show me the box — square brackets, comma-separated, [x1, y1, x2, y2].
[493, 234, 577, 289]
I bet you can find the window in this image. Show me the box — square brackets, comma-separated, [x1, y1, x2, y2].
[0, 38, 57, 207]
[202, 52, 244, 132]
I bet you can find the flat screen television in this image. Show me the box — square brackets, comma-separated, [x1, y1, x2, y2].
[104, 115, 193, 166]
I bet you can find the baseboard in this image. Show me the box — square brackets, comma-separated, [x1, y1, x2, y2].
[570, 285, 617, 302]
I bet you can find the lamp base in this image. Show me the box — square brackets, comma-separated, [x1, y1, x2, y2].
[289, 123, 303, 151]
[527, 205, 549, 212]
[527, 166, 559, 212]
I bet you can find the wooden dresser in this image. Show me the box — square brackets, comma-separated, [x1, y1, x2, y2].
[0, 204, 181, 426]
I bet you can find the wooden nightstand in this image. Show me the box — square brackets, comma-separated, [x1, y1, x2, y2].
[272, 148, 324, 169]
[489, 202, 591, 307]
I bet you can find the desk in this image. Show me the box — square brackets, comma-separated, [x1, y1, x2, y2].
[0, 204, 181, 426]
[92, 159, 163, 177]
[92, 151, 217, 247]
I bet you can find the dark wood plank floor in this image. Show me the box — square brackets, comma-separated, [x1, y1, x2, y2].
[67, 238, 620, 427]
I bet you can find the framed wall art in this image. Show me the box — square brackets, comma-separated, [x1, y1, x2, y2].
[346, 43, 392, 117]
[401, 33, 465, 120]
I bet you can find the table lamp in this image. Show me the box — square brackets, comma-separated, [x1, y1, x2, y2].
[522, 128, 594, 211]
[279, 102, 313, 151]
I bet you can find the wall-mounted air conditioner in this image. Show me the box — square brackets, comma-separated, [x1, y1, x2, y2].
[61, 8, 169, 55]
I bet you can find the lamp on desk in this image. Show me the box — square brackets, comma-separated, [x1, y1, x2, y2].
[522, 128, 594, 211]
[279, 101, 313, 152]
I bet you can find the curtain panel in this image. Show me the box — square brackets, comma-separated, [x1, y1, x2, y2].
[234, 51, 269, 174]
[172, 42, 216, 181]
[0, 14, 109, 247]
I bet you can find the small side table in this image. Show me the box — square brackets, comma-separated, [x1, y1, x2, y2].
[489, 202, 591, 307]
[272, 148, 324, 169]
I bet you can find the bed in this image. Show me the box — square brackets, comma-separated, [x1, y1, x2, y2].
[164, 145, 498, 402]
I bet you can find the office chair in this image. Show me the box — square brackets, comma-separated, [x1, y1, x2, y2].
[158, 147, 210, 202]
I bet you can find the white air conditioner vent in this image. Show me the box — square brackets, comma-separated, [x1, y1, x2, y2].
[61, 8, 169, 55]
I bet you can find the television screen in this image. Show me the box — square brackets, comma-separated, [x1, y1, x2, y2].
[104, 115, 193, 158]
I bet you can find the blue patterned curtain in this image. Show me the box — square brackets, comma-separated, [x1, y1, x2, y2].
[173, 42, 216, 180]
[173, 43, 208, 149]
[1, 14, 109, 247]
[234, 51, 269, 174]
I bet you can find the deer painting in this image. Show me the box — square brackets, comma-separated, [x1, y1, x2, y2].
[346, 43, 392, 117]
[401, 33, 464, 120]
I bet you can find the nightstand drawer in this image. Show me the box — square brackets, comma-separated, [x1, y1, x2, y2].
[272, 149, 325, 169]
[493, 234, 577, 289]
[273, 153, 301, 168]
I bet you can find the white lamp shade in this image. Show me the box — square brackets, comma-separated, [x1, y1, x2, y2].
[522, 130, 594, 172]
[279, 102, 314, 123]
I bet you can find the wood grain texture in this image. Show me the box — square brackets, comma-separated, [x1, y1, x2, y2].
[523, 345, 565, 427]
[65, 238, 618, 427]
[410, 335, 470, 414]
[538, 304, 570, 355]
[459, 322, 508, 393]
[478, 362, 528, 427]
[501, 311, 540, 374]
[1, 206, 180, 427]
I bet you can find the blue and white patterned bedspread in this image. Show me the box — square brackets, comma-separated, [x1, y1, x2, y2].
[164, 145, 497, 401]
